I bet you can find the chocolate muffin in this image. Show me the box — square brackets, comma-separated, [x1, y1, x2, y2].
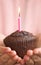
[3, 30, 37, 58]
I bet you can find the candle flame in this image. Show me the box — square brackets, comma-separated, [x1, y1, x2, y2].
[18, 7, 20, 14]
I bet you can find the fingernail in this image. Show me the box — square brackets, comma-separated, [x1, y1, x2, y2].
[8, 50, 17, 56]
[27, 50, 33, 56]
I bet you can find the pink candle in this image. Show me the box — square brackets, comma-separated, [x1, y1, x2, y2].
[18, 7, 21, 31]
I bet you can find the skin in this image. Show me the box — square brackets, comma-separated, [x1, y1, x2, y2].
[0, 46, 23, 65]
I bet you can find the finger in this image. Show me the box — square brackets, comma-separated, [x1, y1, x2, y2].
[4, 59, 15, 65]
[0, 54, 10, 64]
[12, 55, 19, 61]
[17, 57, 22, 63]
[33, 48, 41, 54]
[15, 63, 21, 65]
[27, 50, 33, 56]
[20, 59, 25, 65]
[0, 47, 11, 57]
[8, 50, 17, 57]
[3, 47, 11, 53]
[12, 55, 23, 64]
[6, 55, 19, 65]
[0, 46, 11, 54]
[23, 55, 30, 63]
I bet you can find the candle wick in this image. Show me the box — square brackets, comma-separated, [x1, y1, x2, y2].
[19, 13, 20, 17]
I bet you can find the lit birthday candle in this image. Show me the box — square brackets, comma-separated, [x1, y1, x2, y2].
[18, 7, 21, 31]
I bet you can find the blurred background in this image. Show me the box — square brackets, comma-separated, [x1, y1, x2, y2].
[0, 0, 41, 36]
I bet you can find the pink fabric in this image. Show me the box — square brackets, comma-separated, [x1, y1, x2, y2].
[0, 0, 41, 36]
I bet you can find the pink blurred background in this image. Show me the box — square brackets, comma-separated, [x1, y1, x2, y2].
[0, 0, 41, 36]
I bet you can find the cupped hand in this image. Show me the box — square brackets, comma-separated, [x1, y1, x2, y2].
[0, 46, 22, 65]
[22, 48, 41, 65]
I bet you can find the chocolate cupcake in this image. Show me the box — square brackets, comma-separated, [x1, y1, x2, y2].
[3, 30, 37, 58]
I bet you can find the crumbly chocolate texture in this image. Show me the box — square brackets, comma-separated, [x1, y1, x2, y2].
[3, 30, 37, 58]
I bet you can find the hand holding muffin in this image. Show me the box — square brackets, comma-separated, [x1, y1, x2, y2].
[0, 46, 22, 65]
[22, 48, 41, 65]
